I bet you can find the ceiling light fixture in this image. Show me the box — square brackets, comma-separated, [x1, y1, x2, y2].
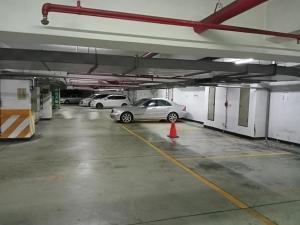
[235, 58, 254, 65]
[222, 58, 240, 63]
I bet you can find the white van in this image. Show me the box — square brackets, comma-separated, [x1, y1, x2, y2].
[90, 94, 130, 109]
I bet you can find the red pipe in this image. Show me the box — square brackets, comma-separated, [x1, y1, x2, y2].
[41, 3, 197, 27]
[41, 2, 300, 41]
[199, 23, 300, 40]
[195, 0, 268, 33]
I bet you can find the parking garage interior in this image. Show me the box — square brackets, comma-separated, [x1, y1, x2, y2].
[1, 1, 300, 225]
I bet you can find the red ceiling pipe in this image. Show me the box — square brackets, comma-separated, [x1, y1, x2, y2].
[41, 2, 300, 41]
[199, 23, 300, 40]
[41, 2, 197, 27]
[195, 0, 268, 33]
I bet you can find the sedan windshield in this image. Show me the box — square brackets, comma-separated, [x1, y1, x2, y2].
[133, 98, 150, 106]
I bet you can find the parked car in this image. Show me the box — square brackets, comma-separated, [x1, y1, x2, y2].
[60, 97, 82, 104]
[79, 94, 109, 107]
[110, 98, 186, 123]
[61, 89, 93, 104]
[90, 94, 130, 109]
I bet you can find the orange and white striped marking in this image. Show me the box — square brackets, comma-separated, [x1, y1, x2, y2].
[0, 109, 35, 139]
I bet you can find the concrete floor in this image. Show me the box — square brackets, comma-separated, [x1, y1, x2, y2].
[0, 106, 300, 225]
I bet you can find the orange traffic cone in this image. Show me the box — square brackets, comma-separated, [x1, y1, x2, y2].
[168, 122, 179, 138]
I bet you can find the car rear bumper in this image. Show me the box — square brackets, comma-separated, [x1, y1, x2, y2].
[179, 111, 188, 119]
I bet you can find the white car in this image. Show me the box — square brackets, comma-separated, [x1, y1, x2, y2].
[79, 94, 109, 107]
[90, 94, 130, 109]
[60, 97, 82, 104]
[110, 98, 187, 123]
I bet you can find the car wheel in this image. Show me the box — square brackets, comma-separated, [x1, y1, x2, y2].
[120, 112, 133, 123]
[65, 100, 70, 104]
[96, 103, 104, 109]
[167, 112, 178, 123]
[121, 103, 127, 107]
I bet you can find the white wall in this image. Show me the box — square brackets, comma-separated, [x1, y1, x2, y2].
[152, 87, 206, 122]
[127, 89, 156, 103]
[254, 89, 269, 137]
[268, 89, 300, 144]
[172, 87, 206, 122]
[0, 79, 32, 109]
[137, 90, 155, 100]
[128, 88, 169, 103]
[153, 89, 168, 99]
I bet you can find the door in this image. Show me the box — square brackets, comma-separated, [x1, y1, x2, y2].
[207, 87, 216, 121]
[140, 100, 159, 119]
[106, 95, 127, 107]
[116, 96, 127, 106]
[105, 95, 117, 107]
[155, 100, 172, 119]
[206, 87, 227, 130]
[238, 88, 250, 127]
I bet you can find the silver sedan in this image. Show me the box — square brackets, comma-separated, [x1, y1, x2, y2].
[110, 98, 187, 123]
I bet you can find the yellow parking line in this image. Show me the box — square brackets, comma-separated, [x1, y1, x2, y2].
[178, 152, 292, 161]
[122, 125, 277, 225]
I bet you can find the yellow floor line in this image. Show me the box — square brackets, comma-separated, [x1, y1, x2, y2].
[122, 125, 277, 225]
[178, 152, 291, 161]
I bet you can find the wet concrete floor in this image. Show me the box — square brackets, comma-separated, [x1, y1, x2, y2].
[0, 106, 299, 225]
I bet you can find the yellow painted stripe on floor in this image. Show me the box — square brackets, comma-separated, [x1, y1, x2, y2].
[178, 152, 292, 161]
[122, 125, 277, 225]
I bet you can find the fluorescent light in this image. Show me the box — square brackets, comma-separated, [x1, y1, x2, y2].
[223, 58, 240, 62]
[235, 58, 254, 65]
